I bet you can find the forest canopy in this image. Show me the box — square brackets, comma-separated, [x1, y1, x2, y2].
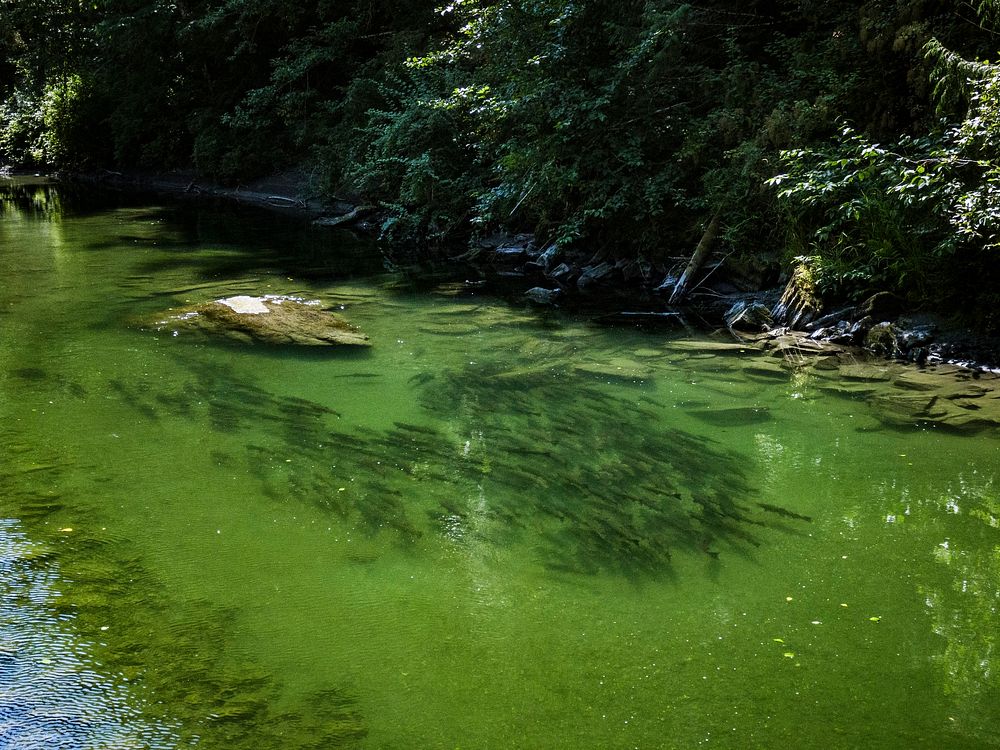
[3, 0, 1000, 322]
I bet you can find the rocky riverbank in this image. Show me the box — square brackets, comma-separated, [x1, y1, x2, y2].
[457, 232, 1000, 374]
[57, 171, 1000, 372]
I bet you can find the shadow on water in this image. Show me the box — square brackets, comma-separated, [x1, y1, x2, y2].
[103, 349, 810, 578]
[1, 177, 385, 283]
[0, 435, 369, 750]
[123, 209, 384, 283]
[416, 360, 792, 576]
[0, 176, 810, 578]
[185, 338, 378, 365]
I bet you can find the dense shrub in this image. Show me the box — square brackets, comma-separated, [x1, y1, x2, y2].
[768, 8, 1000, 321]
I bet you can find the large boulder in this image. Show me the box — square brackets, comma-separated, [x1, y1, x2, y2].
[524, 287, 562, 306]
[153, 295, 370, 346]
[856, 291, 903, 321]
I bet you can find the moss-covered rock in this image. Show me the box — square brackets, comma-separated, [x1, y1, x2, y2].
[153, 295, 370, 347]
[864, 322, 901, 357]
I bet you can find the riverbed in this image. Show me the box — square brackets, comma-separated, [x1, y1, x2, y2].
[1, 176, 998, 749]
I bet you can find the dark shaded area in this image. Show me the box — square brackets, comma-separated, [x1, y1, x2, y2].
[0, 178, 385, 282]
[415, 360, 789, 575]
[3, 1, 1000, 303]
[5, 3, 1000, 335]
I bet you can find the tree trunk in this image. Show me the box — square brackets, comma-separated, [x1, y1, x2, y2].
[771, 260, 821, 329]
[668, 211, 721, 305]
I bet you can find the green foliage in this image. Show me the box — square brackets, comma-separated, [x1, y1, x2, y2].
[770, 21, 1000, 310]
[345, 67, 483, 247]
[924, 37, 995, 114]
[947, 73, 1000, 244]
[0, 0, 441, 175]
[0, 72, 102, 168]
[0, 0, 99, 166]
[768, 126, 957, 300]
[0, 89, 46, 166]
[343, 1, 874, 251]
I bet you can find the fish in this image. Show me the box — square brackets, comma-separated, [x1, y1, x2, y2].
[756, 502, 813, 523]
[506, 447, 553, 458]
[393, 421, 439, 436]
[11, 367, 47, 381]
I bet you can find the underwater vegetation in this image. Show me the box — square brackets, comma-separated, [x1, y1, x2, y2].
[0, 298, 811, 747]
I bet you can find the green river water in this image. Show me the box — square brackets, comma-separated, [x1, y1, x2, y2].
[1, 176, 999, 749]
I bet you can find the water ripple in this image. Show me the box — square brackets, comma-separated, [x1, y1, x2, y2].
[0, 519, 178, 750]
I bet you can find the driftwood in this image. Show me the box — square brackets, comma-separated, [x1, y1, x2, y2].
[265, 195, 308, 209]
[313, 205, 376, 227]
[668, 211, 721, 305]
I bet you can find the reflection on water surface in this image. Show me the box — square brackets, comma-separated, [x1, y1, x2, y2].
[1, 176, 999, 749]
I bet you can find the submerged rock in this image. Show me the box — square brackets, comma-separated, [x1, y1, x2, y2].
[154, 295, 370, 346]
[574, 358, 654, 380]
[524, 287, 562, 306]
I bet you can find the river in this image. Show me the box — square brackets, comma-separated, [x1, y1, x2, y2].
[1, 176, 998, 749]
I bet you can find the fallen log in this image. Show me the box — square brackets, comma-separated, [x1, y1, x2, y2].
[313, 205, 376, 227]
[668, 211, 721, 305]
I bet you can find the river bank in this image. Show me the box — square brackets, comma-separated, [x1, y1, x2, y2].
[46, 169, 1000, 373]
[61, 168, 347, 221]
[436, 230, 1000, 376]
